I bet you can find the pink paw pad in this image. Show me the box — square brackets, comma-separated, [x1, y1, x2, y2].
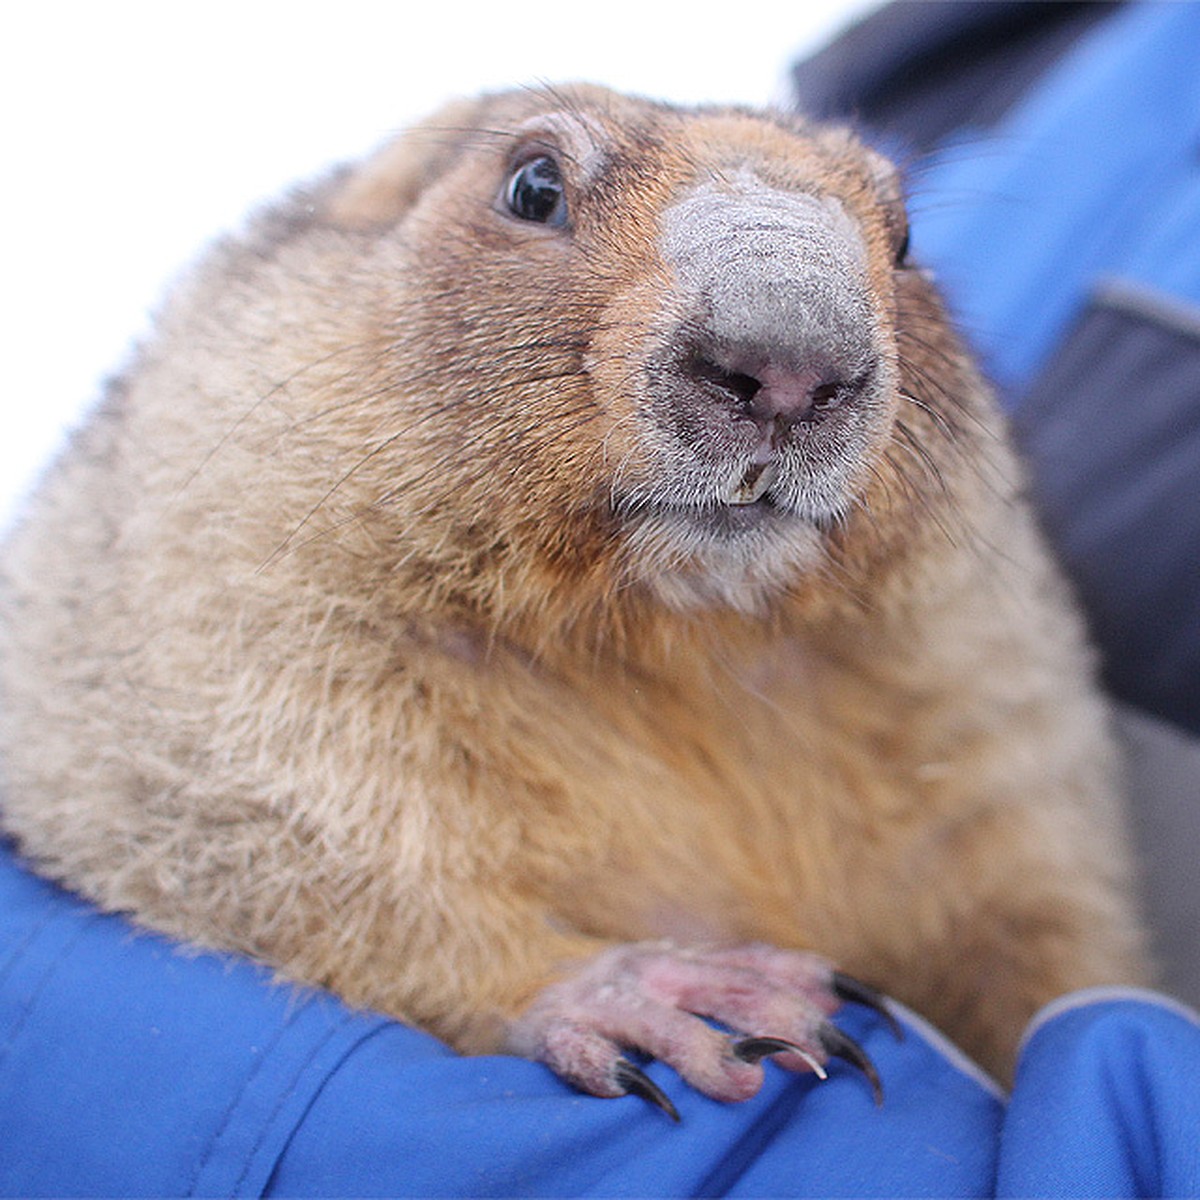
[505, 941, 900, 1120]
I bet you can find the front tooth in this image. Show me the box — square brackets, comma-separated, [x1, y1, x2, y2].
[726, 459, 778, 505]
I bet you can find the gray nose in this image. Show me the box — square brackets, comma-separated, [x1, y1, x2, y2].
[660, 178, 879, 434]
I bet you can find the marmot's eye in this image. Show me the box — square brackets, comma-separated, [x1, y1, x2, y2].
[505, 156, 567, 227]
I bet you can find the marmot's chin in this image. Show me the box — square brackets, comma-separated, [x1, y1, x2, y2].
[620, 496, 828, 613]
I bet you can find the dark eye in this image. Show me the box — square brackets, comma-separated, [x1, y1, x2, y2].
[893, 219, 911, 268]
[505, 155, 567, 227]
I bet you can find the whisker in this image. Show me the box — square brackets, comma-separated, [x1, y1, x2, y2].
[174, 336, 393, 497]
[258, 375, 601, 572]
[891, 419, 949, 498]
[897, 389, 960, 446]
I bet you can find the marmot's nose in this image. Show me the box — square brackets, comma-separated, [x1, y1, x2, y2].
[660, 180, 880, 441]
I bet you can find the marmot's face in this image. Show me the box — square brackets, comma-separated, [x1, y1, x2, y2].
[328, 87, 914, 614]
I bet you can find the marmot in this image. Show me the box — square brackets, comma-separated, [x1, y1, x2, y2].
[0, 84, 1146, 1114]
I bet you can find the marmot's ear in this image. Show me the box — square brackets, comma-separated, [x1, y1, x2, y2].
[324, 95, 491, 230]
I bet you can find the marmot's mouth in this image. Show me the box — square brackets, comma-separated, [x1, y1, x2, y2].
[614, 487, 829, 613]
[618, 490, 805, 541]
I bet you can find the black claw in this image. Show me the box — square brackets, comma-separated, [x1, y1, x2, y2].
[819, 1022, 884, 1106]
[731, 1035, 812, 1065]
[832, 970, 904, 1041]
[613, 1058, 680, 1122]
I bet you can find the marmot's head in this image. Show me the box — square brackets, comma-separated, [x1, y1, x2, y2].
[173, 86, 958, 626]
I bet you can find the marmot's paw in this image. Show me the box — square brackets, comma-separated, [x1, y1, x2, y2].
[505, 941, 900, 1120]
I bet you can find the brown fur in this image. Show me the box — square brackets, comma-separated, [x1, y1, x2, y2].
[0, 84, 1146, 1083]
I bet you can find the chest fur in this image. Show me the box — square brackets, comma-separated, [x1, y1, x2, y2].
[463, 629, 930, 960]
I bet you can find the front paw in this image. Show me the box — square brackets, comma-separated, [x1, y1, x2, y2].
[505, 941, 899, 1119]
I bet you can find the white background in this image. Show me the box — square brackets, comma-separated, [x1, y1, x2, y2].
[0, 0, 874, 531]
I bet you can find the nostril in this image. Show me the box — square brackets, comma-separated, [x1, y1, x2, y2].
[794, 377, 859, 425]
[688, 355, 762, 409]
[809, 381, 845, 413]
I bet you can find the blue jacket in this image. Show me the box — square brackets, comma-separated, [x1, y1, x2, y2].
[2, 843, 1199, 1196]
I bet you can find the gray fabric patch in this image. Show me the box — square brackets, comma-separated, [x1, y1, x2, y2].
[1014, 280, 1200, 735]
[1115, 703, 1200, 1010]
